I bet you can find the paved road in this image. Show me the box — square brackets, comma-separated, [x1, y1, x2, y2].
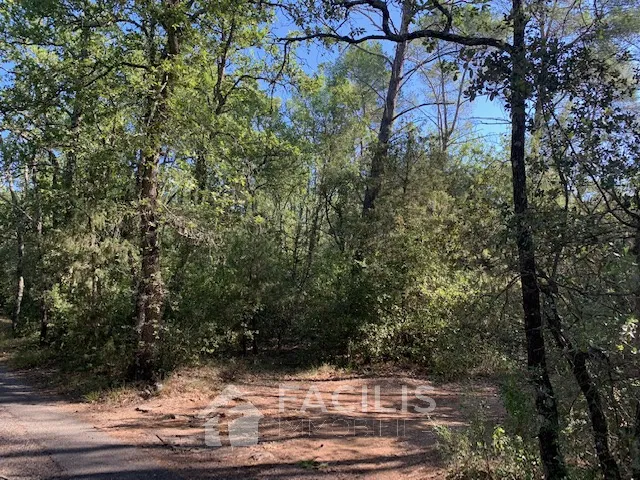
[0, 367, 182, 480]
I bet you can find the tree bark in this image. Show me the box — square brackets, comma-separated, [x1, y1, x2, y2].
[635, 222, 640, 353]
[543, 285, 621, 480]
[305, 197, 321, 281]
[30, 160, 51, 347]
[632, 223, 640, 479]
[194, 149, 207, 199]
[13, 234, 24, 336]
[572, 352, 620, 480]
[63, 26, 89, 201]
[362, 0, 412, 215]
[133, 0, 181, 381]
[633, 401, 640, 480]
[509, 0, 566, 477]
[135, 147, 163, 380]
[8, 179, 24, 336]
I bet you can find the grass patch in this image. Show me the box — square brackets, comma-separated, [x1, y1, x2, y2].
[0, 318, 43, 363]
[0, 317, 138, 402]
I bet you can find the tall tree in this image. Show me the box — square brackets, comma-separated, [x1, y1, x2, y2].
[508, 0, 566, 476]
[133, 0, 183, 381]
[283, 1, 567, 475]
[363, 0, 413, 214]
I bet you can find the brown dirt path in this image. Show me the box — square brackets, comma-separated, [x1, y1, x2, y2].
[63, 367, 503, 479]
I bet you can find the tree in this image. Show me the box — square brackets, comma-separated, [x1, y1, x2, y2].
[363, 0, 414, 214]
[282, 1, 567, 475]
[131, 0, 183, 381]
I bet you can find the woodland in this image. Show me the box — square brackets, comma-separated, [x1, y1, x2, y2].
[0, 0, 639, 478]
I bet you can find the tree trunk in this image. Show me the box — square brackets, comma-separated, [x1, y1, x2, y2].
[63, 26, 89, 201]
[571, 352, 620, 480]
[8, 180, 24, 336]
[133, 0, 181, 381]
[633, 401, 640, 480]
[635, 222, 640, 353]
[135, 147, 163, 380]
[543, 286, 621, 480]
[31, 160, 51, 347]
[12, 224, 24, 336]
[304, 198, 321, 282]
[194, 149, 207, 200]
[362, 0, 412, 215]
[510, 0, 566, 477]
[632, 223, 640, 479]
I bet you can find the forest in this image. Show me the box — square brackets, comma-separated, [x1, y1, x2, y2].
[0, 0, 639, 478]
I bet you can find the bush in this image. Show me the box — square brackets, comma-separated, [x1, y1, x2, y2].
[436, 423, 542, 480]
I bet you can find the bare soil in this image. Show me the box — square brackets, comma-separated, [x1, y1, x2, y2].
[58, 364, 503, 479]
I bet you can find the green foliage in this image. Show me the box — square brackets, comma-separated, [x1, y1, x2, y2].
[436, 423, 542, 480]
[1, 0, 640, 476]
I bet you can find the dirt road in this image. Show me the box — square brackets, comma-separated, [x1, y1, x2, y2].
[0, 366, 181, 480]
[0, 360, 503, 480]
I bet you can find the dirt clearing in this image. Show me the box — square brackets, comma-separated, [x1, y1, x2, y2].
[60, 365, 503, 479]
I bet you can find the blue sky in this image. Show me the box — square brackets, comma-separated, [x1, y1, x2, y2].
[271, 8, 510, 145]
